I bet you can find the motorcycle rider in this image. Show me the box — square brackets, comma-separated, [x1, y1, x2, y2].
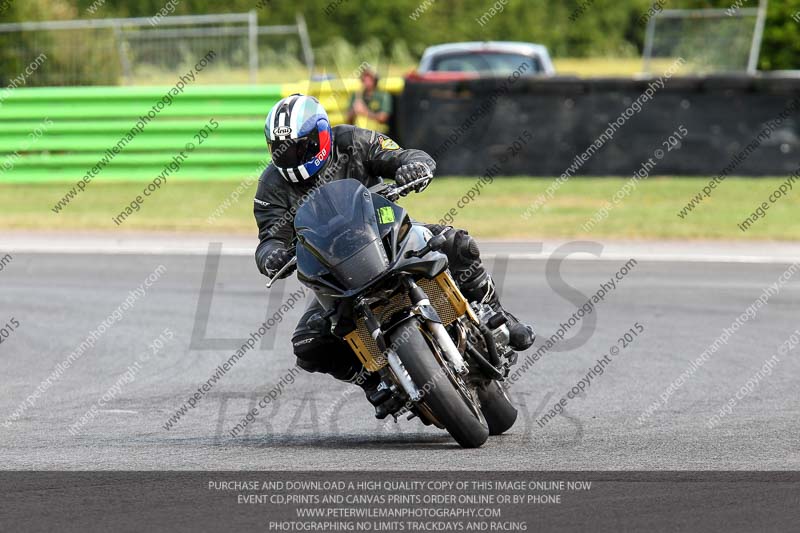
[254, 94, 534, 408]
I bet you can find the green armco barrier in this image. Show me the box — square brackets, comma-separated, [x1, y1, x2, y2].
[0, 84, 283, 183]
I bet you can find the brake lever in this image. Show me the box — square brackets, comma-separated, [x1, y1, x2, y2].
[375, 172, 433, 202]
[384, 187, 401, 202]
[266, 256, 297, 289]
[367, 180, 391, 195]
[404, 232, 447, 259]
[389, 174, 432, 200]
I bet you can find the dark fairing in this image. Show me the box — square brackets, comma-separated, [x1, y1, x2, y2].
[295, 179, 390, 291]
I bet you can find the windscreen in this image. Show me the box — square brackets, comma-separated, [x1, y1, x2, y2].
[294, 179, 388, 288]
[432, 52, 540, 75]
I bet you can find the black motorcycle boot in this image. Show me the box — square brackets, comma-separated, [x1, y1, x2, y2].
[461, 275, 536, 352]
[353, 368, 389, 406]
[337, 363, 394, 414]
[441, 229, 536, 353]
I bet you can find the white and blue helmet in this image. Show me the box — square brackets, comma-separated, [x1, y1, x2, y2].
[265, 94, 332, 183]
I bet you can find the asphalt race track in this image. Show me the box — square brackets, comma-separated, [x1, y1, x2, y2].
[1, 237, 798, 470]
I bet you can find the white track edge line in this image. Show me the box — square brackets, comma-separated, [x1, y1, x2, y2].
[2, 246, 799, 264]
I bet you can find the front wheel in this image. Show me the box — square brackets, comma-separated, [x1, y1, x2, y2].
[390, 319, 489, 448]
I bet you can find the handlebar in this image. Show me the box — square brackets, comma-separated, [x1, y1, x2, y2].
[371, 173, 433, 202]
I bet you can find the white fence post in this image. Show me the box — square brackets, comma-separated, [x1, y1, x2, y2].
[248, 10, 258, 84]
[296, 13, 315, 77]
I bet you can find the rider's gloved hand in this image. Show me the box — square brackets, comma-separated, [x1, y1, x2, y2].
[264, 247, 292, 278]
[395, 162, 432, 194]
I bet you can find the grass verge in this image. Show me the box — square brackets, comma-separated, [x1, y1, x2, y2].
[1, 177, 797, 240]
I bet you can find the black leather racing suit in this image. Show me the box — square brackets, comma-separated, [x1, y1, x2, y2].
[254, 125, 492, 383]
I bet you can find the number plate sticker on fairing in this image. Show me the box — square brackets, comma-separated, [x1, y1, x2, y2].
[377, 206, 395, 224]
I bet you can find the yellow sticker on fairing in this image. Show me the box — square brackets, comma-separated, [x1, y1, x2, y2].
[380, 137, 400, 151]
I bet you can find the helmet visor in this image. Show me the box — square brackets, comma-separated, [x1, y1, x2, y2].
[270, 130, 320, 169]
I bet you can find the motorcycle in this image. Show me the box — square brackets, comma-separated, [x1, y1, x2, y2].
[267, 176, 519, 448]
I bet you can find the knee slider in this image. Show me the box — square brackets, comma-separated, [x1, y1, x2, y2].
[292, 334, 362, 379]
[442, 228, 480, 270]
[451, 229, 480, 261]
[292, 334, 325, 363]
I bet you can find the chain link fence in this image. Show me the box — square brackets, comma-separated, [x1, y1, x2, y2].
[642, 3, 767, 75]
[0, 11, 314, 86]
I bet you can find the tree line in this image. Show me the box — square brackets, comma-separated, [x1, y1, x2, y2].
[1, 0, 798, 83]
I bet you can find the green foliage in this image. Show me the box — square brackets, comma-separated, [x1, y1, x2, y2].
[0, 0, 120, 86]
[759, 0, 800, 70]
[1, 0, 798, 85]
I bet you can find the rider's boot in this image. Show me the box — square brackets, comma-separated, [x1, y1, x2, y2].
[337, 363, 392, 415]
[436, 226, 536, 352]
[462, 275, 535, 352]
[353, 369, 387, 406]
[357, 370, 400, 419]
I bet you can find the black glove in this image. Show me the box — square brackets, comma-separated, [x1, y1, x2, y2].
[264, 247, 292, 278]
[395, 162, 432, 194]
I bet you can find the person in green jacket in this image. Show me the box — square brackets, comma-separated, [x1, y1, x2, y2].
[346, 66, 392, 132]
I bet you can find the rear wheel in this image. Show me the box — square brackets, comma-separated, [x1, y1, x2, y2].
[390, 319, 489, 448]
[478, 381, 518, 435]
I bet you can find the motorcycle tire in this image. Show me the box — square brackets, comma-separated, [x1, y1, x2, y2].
[478, 381, 518, 435]
[389, 318, 489, 448]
